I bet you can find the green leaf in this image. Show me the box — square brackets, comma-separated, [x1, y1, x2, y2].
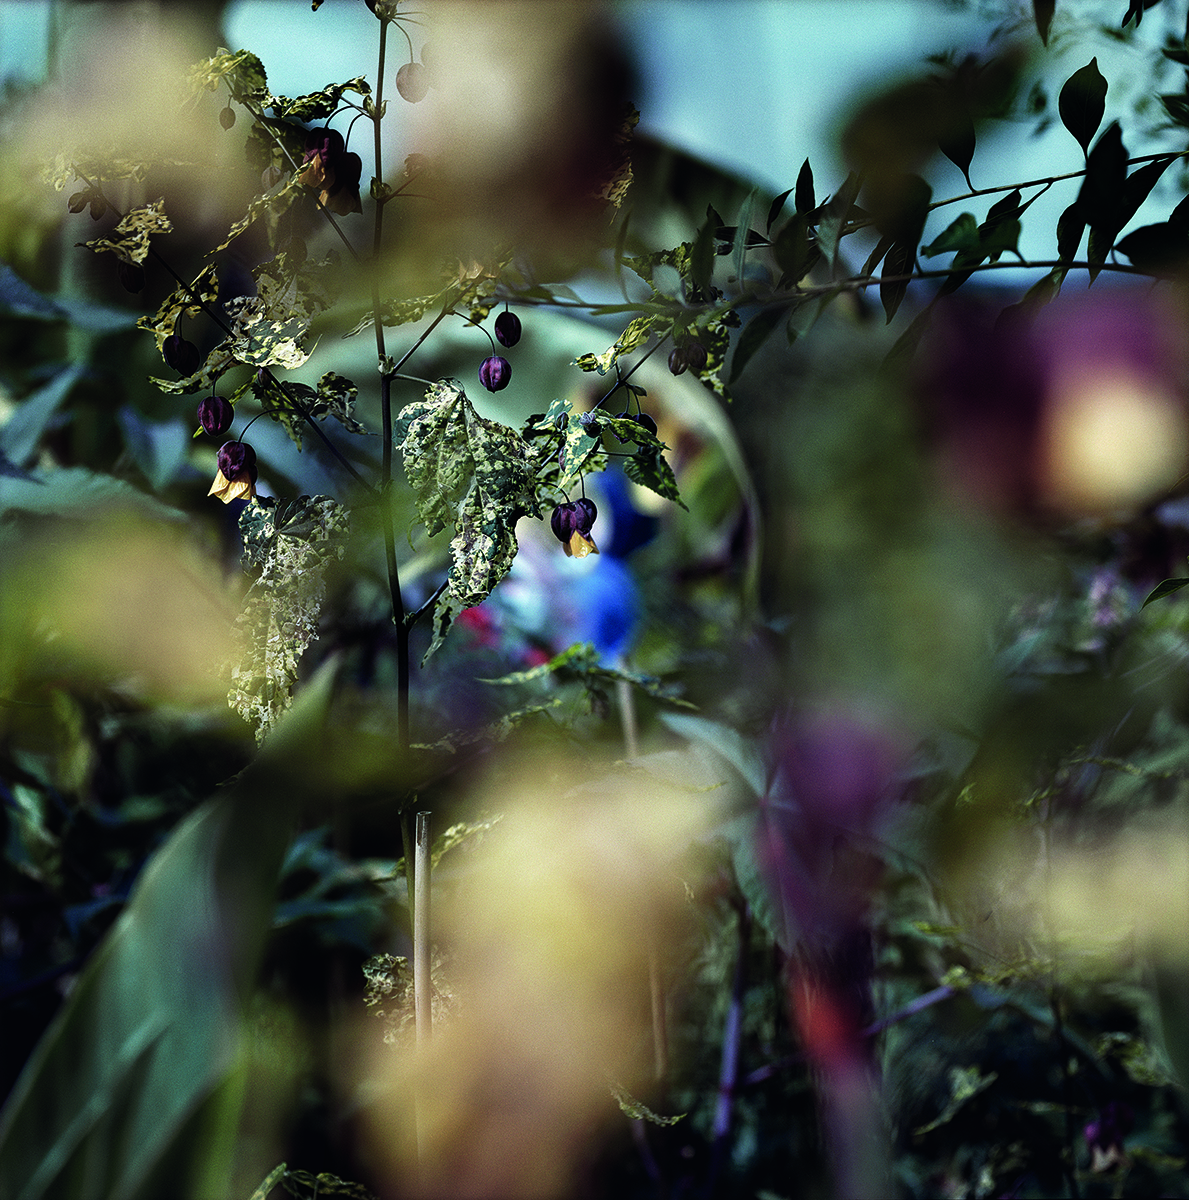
[1059, 58, 1108, 158]
[1119, 156, 1175, 229]
[1056, 201, 1085, 261]
[395, 380, 538, 645]
[786, 294, 830, 344]
[136, 264, 219, 356]
[625, 448, 686, 509]
[188, 47, 268, 102]
[921, 213, 980, 258]
[1115, 223, 1189, 276]
[771, 212, 817, 283]
[249, 1163, 288, 1200]
[0, 466, 182, 522]
[880, 241, 915, 323]
[1142, 578, 1189, 607]
[229, 496, 351, 740]
[0, 363, 85, 467]
[1076, 121, 1127, 239]
[609, 1081, 685, 1126]
[815, 172, 861, 270]
[765, 186, 794, 235]
[0, 656, 333, 1200]
[79, 199, 171, 266]
[691, 211, 716, 295]
[574, 314, 665, 375]
[1033, 0, 1055, 44]
[979, 216, 1021, 262]
[731, 187, 759, 283]
[266, 76, 371, 122]
[795, 157, 815, 216]
[212, 172, 303, 255]
[729, 306, 787, 382]
[938, 106, 975, 190]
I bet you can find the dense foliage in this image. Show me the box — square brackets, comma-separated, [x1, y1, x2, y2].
[3, 0, 1189, 1197]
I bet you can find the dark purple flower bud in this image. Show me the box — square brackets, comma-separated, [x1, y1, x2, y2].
[479, 355, 512, 392]
[217, 440, 257, 483]
[396, 61, 429, 103]
[117, 260, 144, 293]
[573, 497, 597, 535]
[494, 310, 522, 348]
[163, 334, 201, 376]
[634, 412, 658, 439]
[668, 347, 688, 376]
[219, 105, 236, 130]
[198, 395, 234, 437]
[551, 501, 579, 543]
[685, 341, 709, 372]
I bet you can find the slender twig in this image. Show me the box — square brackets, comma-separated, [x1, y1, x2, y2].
[414, 810, 432, 1043]
[706, 901, 751, 1198]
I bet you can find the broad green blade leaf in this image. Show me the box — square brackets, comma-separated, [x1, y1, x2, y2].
[795, 157, 815, 216]
[0, 364, 85, 466]
[690, 211, 716, 295]
[921, 213, 979, 259]
[729, 305, 786, 382]
[938, 106, 975, 190]
[1059, 58, 1108, 158]
[771, 212, 816, 282]
[1033, 0, 1055, 44]
[765, 186, 794, 235]
[1142, 578, 1189, 607]
[659, 712, 768, 798]
[815, 172, 861, 271]
[731, 188, 758, 284]
[1076, 121, 1127, 236]
[880, 241, 915, 324]
[395, 380, 537, 649]
[1115, 223, 1189, 276]
[0, 665, 335, 1200]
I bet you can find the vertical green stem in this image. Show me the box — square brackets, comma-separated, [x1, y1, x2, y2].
[369, 16, 411, 753]
[414, 811, 432, 1042]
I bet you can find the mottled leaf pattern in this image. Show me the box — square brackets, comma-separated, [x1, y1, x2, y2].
[136, 265, 219, 356]
[229, 496, 350, 741]
[79, 199, 171, 265]
[396, 380, 538, 655]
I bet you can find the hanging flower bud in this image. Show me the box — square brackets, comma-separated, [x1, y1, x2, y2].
[550, 499, 599, 558]
[117, 260, 144, 293]
[494, 310, 522, 348]
[396, 61, 429, 103]
[668, 347, 688, 376]
[197, 395, 234, 437]
[685, 341, 709, 372]
[479, 355, 512, 392]
[633, 412, 658, 438]
[163, 334, 201, 376]
[219, 105, 236, 130]
[208, 440, 257, 504]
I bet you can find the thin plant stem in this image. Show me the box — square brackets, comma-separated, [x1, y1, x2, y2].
[414, 810, 432, 1044]
[706, 900, 751, 1198]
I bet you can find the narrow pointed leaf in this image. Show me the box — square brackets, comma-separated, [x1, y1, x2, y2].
[938, 107, 976, 190]
[1119, 156, 1175, 229]
[729, 305, 787, 382]
[691, 212, 716, 295]
[771, 212, 815, 282]
[1059, 58, 1108, 157]
[765, 187, 794, 235]
[880, 241, 915, 324]
[921, 213, 980, 258]
[1056, 201, 1085, 261]
[816, 172, 862, 270]
[1143, 578, 1189, 607]
[1115, 223, 1189, 276]
[731, 188, 758, 283]
[1077, 122, 1127, 235]
[1033, 0, 1056, 44]
[862, 233, 895, 277]
[795, 157, 815, 215]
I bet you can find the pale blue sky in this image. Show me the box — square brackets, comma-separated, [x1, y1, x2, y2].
[1, 1, 1183, 281]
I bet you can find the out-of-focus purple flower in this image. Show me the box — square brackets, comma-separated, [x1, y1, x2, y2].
[1084, 1102, 1134, 1172]
[916, 292, 1189, 519]
[197, 395, 234, 437]
[298, 127, 362, 216]
[479, 355, 512, 393]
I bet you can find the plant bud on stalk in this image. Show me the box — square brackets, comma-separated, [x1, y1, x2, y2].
[117, 260, 144, 293]
[633, 412, 658, 438]
[197, 395, 234, 437]
[479, 355, 512, 392]
[685, 341, 709, 372]
[396, 61, 428, 103]
[163, 334, 201, 376]
[494, 311, 522, 348]
[219, 105, 236, 130]
[550, 499, 599, 558]
[209, 440, 257, 504]
[668, 347, 688, 376]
